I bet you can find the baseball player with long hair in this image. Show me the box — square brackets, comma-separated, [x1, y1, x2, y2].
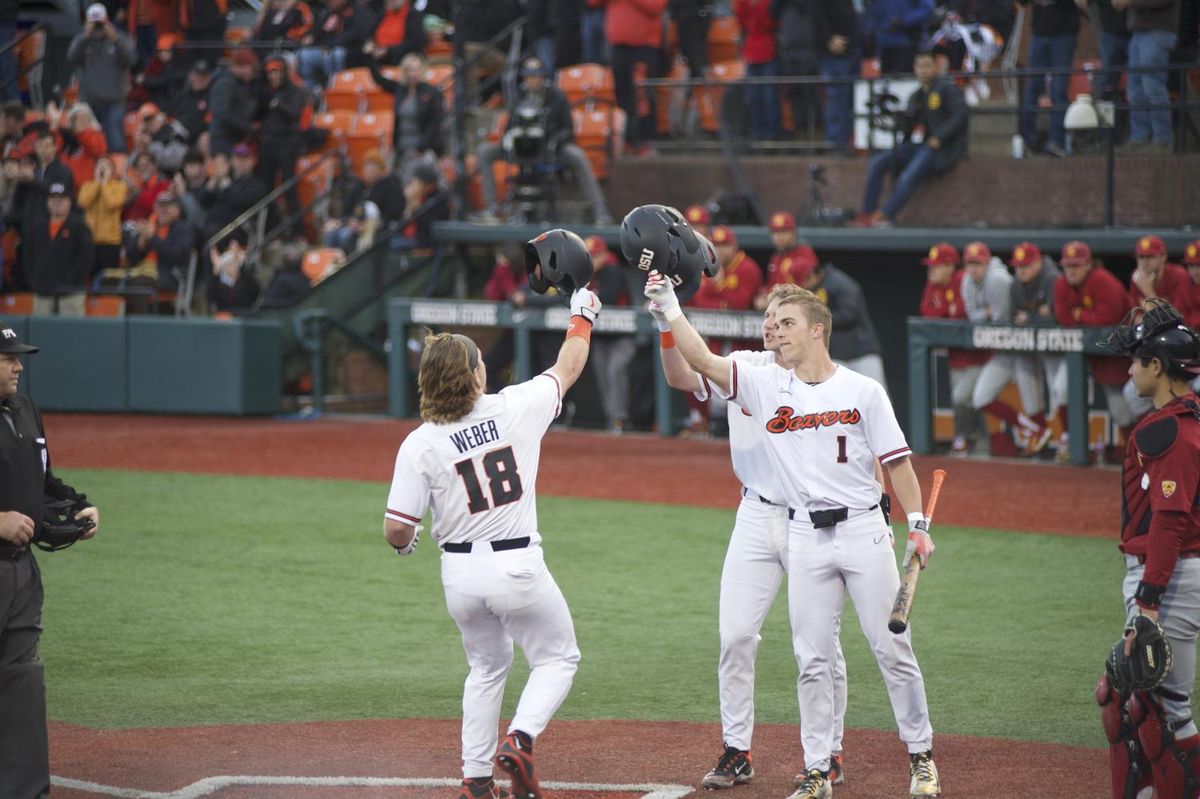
[383, 234, 602, 799]
[654, 283, 865, 789]
[645, 274, 941, 799]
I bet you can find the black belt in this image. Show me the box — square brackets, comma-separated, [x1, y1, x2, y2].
[0, 547, 27, 561]
[1135, 551, 1200, 565]
[443, 536, 531, 554]
[788, 504, 879, 528]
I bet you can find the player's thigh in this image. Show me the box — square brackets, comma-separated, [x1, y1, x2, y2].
[492, 550, 579, 667]
[786, 522, 846, 648]
[1013, 355, 1046, 412]
[721, 503, 788, 638]
[972, 356, 1015, 407]
[1046, 358, 1068, 410]
[442, 578, 514, 672]
[837, 512, 901, 621]
[949, 365, 981, 407]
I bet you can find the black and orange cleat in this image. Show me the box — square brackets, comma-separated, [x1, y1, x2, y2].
[495, 731, 541, 799]
[700, 744, 754, 789]
[460, 777, 509, 799]
[829, 752, 845, 785]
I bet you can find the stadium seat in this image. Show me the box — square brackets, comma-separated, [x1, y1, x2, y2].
[698, 60, 745, 133]
[707, 16, 740, 65]
[85, 294, 126, 317]
[0, 292, 34, 315]
[296, 153, 335, 218]
[346, 112, 393, 174]
[312, 110, 355, 154]
[572, 106, 624, 180]
[558, 63, 615, 108]
[302, 247, 345, 285]
[425, 28, 453, 62]
[326, 68, 379, 113]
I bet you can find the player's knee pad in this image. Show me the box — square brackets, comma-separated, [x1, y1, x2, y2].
[1097, 673, 1151, 799]
[1128, 690, 1200, 799]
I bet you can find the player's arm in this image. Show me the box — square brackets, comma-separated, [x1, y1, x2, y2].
[645, 270, 733, 394]
[384, 519, 419, 552]
[885, 455, 934, 569]
[651, 304, 708, 391]
[545, 287, 602, 394]
[384, 442, 429, 556]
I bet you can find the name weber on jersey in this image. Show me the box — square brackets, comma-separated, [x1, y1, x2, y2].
[450, 420, 502, 454]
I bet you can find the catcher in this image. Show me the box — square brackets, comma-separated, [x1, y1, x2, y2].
[1098, 299, 1200, 799]
[0, 319, 100, 799]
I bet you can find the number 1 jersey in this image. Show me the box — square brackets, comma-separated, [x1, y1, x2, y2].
[386, 373, 563, 547]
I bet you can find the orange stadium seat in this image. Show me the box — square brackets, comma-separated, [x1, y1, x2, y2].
[425, 29, 453, 62]
[0, 292, 34, 315]
[302, 247, 344, 284]
[698, 60, 745, 133]
[312, 110, 356, 155]
[296, 153, 335, 217]
[326, 68, 380, 113]
[345, 112, 393, 174]
[558, 63, 615, 108]
[85, 295, 126, 317]
[572, 106, 624, 180]
[707, 16, 740, 65]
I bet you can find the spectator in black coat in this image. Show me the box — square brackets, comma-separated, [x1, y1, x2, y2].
[669, 0, 713, 78]
[397, 160, 446, 250]
[254, 0, 314, 49]
[297, 0, 370, 87]
[139, 34, 189, 109]
[208, 49, 261, 156]
[26, 183, 94, 316]
[208, 228, 261, 312]
[15, 132, 74, 237]
[813, 0, 860, 150]
[1016, 0, 1079, 156]
[256, 54, 309, 237]
[258, 253, 311, 307]
[203, 142, 270, 240]
[167, 59, 216, 147]
[855, 51, 968, 225]
[529, 0, 583, 73]
[772, 0, 821, 135]
[120, 191, 195, 294]
[323, 148, 406, 253]
[366, 51, 445, 161]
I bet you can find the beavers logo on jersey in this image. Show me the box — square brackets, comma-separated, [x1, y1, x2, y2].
[766, 406, 861, 433]
[1163, 480, 1177, 498]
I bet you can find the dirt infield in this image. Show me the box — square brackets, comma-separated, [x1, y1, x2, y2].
[43, 414, 1115, 798]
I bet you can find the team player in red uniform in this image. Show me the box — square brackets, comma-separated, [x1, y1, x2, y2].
[1183, 240, 1200, 330]
[755, 211, 818, 309]
[1098, 299, 1200, 799]
[1126, 236, 1195, 421]
[1051, 241, 1133, 462]
[918, 242, 988, 454]
[684, 204, 712, 240]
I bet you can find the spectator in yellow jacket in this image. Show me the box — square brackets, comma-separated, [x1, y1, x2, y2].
[76, 155, 128, 278]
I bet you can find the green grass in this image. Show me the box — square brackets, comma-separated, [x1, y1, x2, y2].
[42, 468, 1123, 748]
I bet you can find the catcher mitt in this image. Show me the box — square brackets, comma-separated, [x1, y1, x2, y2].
[34, 499, 95, 552]
[1107, 614, 1173, 693]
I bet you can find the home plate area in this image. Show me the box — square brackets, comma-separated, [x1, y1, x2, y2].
[51, 776, 694, 799]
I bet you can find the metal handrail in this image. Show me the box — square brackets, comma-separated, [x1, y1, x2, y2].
[0, 25, 43, 59]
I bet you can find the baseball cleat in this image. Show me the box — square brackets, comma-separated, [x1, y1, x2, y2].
[495, 731, 541, 799]
[701, 744, 754, 789]
[460, 777, 509, 799]
[787, 768, 831, 799]
[909, 750, 941, 797]
[829, 752, 845, 785]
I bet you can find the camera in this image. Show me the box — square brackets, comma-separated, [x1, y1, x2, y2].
[502, 96, 550, 214]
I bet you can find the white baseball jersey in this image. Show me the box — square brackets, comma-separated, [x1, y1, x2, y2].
[730, 362, 910, 511]
[386, 373, 562, 546]
[696, 349, 787, 505]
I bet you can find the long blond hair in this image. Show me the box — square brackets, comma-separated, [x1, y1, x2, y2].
[418, 333, 480, 423]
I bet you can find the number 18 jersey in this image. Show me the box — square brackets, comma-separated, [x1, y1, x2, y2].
[385, 373, 563, 547]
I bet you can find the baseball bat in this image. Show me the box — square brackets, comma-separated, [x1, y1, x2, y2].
[888, 468, 946, 635]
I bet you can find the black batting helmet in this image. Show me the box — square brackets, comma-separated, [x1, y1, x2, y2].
[619, 204, 718, 302]
[1105, 299, 1200, 375]
[525, 228, 594, 295]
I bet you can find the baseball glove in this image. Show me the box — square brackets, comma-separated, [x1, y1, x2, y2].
[1106, 614, 1173, 693]
[34, 499, 95, 552]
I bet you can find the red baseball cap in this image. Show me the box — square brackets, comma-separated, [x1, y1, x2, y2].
[963, 241, 991, 263]
[1185, 240, 1200, 266]
[584, 235, 607, 256]
[1060, 240, 1092, 266]
[768, 211, 796, 232]
[1010, 242, 1042, 268]
[684, 205, 710, 225]
[922, 242, 959, 267]
[1135, 235, 1166, 258]
[710, 225, 735, 245]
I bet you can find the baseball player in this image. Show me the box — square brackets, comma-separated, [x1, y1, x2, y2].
[653, 283, 853, 789]
[958, 242, 1017, 456]
[1097, 299, 1200, 798]
[646, 274, 941, 799]
[754, 211, 818, 310]
[383, 239, 602, 799]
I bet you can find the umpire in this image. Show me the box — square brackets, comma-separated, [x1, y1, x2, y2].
[0, 319, 100, 799]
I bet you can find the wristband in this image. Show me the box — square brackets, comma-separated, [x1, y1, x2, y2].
[1134, 580, 1167, 609]
[566, 316, 592, 344]
[660, 331, 675, 349]
[907, 512, 927, 532]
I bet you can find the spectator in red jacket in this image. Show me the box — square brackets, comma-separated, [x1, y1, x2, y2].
[756, 210, 817, 308]
[606, 0, 667, 155]
[919, 241, 988, 454]
[1184, 239, 1200, 329]
[1051, 240, 1132, 462]
[735, 0, 781, 140]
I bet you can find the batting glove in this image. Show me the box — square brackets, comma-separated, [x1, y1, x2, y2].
[903, 516, 934, 569]
[644, 270, 682, 321]
[570, 287, 602, 323]
[393, 524, 422, 556]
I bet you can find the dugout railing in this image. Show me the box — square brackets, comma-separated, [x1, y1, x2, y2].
[908, 317, 1118, 466]
[385, 297, 766, 435]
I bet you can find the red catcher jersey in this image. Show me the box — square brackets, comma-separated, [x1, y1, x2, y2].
[386, 373, 561, 547]
[1053, 266, 1131, 386]
[1120, 395, 1200, 586]
[729, 362, 909, 511]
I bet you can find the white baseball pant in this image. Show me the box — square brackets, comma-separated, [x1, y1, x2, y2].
[972, 353, 1053, 414]
[787, 507, 933, 771]
[719, 492, 848, 751]
[949, 365, 983, 438]
[441, 544, 580, 778]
